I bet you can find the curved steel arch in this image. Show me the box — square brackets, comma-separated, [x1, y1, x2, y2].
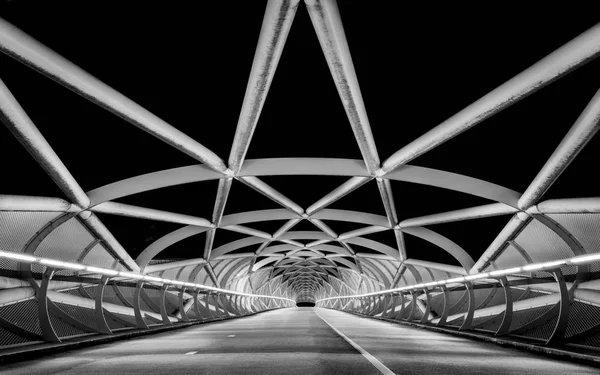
[401, 227, 475, 271]
[136, 226, 209, 270]
[86, 159, 520, 207]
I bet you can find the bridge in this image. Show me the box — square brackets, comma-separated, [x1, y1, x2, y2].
[0, 1, 600, 373]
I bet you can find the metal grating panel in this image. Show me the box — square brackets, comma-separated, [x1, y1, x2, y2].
[82, 243, 116, 268]
[510, 305, 554, 331]
[493, 244, 527, 269]
[427, 292, 446, 315]
[105, 315, 130, 331]
[55, 303, 98, 331]
[195, 267, 213, 286]
[475, 286, 506, 310]
[36, 217, 94, 261]
[0, 211, 59, 252]
[549, 214, 600, 255]
[573, 331, 600, 349]
[412, 266, 434, 282]
[81, 285, 98, 299]
[515, 219, 574, 264]
[0, 212, 61, 274]
[158, 268, 179, 280]
[565, 301, 600, 338]
[0, 299, 42, 335]
[101, 284, 129, 306]
[474, 314, 504, 332]
[49, 312, 88, 338]
[177, 265, 195, 283]
[114, 285, 136, 305]
[518, 314, 558, 341]
[58, 288, 86, 298]
[0, 326, 34, 347]
[399, 271, 417, 286]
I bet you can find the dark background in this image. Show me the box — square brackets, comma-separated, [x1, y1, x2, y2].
[1, 1, 598, 266]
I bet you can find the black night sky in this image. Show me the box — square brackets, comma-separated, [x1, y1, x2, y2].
[1, 1, 599, 266]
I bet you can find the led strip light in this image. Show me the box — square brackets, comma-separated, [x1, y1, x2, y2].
[0, 249, 295, 302]
[316, 253, 600, 302]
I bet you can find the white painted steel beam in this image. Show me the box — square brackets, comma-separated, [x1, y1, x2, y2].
[309, 219, 338, 238]
[85, 160, 518, 207]
[376, 178, 398, 227]
[401, 227, 475, 270]
[536, 198, 600, 213]
[394, 230, 407, 261]
[222, 225, 273, 240]
[381, 22, 600, 175]
[312, 209, 389, 228]
[92, 202, 212, 228]
[518, 88, 600, 209]
[273, 219, 301, 238]
[305, 0, 380, 174]
[221, 209, 299, 227]
[337, 226, 388, 241]
[343, 237, 399, 259]
[306, 176, 370, 215]
[144, 258, 206, 274]
[80, 213, 140, 272]
[0, 195, 74, 212]
[403, 259, 468, 276]
[203, 229, 217, 260]
[239, 158, 369, 177]
[386, 165, 520, 206]
[470, 214, 530, 273]
[240, 176, 304, 215]
[0, 79, 90, 207]
[136, 226, 210, 269]
[87, 165, 222, 206]
[229, 0, 300, 173]
[399, 203, 518, 228]
[0, 18, 229, 174]
[211, 237, 268, 260]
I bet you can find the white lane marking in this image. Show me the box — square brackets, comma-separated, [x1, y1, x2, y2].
[184, 351, 198, 356]
[315, 310, 396, 375]
[227, 334, 236, 338]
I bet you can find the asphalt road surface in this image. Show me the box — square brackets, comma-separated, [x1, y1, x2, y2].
[1, 307, 597, 374]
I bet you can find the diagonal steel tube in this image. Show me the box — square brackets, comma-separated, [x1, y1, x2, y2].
[222, 225, 273, 240]
[376, 178, 398, 227]
[381, 22, 600, 175]
[91, 202, 213, 228]
[229, 0, 301, 173]
[306, 176, 370, 215]
[203, 229, 216, 260]
[239, 176, 304, 215]
[80, 212, 140, 272]
[309, 219, 338, 238]
[470, 213, 530, 273]
[337, 226, 388, 241]
[0, 17, 229, 174]
[518, 88, 600, 209]
[305, 0, 380, 174]
[274, 219, 301, 238]
[399, 203, 518, 228]
[204, 178, 233, 259]
[0, 78, 90, 207]
[255, 218, 301, 256]
[394, 230, 407, 261]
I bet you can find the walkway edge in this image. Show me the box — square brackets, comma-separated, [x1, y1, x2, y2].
[0, 307, 289, 366]
[337, 309, 600, 368]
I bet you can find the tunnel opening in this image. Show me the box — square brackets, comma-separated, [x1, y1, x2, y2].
[296, 301, 316, 307]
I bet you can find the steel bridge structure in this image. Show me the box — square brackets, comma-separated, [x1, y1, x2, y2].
[1, 0, 600, 355]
